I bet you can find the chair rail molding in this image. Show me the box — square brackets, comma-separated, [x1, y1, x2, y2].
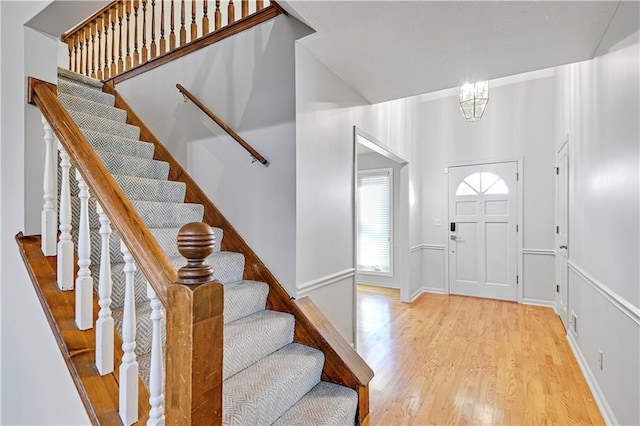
[568, 260, 640, 325]
[522, 248, 556, 256]
[410, 244, 445, 253]
[297, 268, 356, 297]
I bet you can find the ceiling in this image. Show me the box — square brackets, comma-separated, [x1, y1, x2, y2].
[27, 1, 112, 38]
[280, 1, 622, 103]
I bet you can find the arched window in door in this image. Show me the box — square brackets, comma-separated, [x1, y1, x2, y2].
[455, 172, 509, 196]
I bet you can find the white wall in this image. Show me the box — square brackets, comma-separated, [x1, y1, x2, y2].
[117, 16, 312, 295]
[416, 72, 557, 304]
[555, 2, 639, 423]
[295, 43, 421, 343]
[1, 1, 89, 424]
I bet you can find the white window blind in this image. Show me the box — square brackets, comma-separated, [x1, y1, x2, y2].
[357, 169, 392, 274]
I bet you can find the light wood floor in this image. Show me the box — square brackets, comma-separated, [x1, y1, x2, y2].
[356, 285, 604, 425]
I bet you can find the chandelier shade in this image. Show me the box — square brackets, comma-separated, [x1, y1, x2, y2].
[459, 81, 489, 121]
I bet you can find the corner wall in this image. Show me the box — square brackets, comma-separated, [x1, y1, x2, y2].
[1, 2, 89, 424]
[295, 43, 421, 343]
[555, 3, 639, 422]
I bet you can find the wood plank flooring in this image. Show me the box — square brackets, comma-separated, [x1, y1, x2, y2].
[356, 285, 604, 425]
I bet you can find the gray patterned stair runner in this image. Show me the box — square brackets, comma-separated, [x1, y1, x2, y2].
[57, 68, 358, 425]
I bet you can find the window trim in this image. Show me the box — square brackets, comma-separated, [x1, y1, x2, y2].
[356, 167, 394, 277]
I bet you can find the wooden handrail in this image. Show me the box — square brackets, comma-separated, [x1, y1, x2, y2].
[176, 83, 269, 166]
[29, 77, 225, 424]
[61, 1, 281, 83]
[28, 78, 175, 308]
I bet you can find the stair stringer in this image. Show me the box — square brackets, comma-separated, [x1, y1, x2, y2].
[104, 82, 375, 424]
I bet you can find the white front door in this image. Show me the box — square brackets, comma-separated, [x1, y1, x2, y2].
[448, 162, 518, 301]
[556, 142, 569, 328]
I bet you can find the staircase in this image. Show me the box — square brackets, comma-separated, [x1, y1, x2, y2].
[25, 67, 366, 424]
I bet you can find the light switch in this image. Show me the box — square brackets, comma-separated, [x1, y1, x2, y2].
[433, 218, 442, 226]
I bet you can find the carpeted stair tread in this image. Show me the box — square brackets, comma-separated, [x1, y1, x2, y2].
[58, 78, 115, 106]
[169, 251, 245, 284]
[94, 150, 169, 180]
[63, 171, 187, 203]
[112, 174, 187, 203]
[62, 158, 170, 197]
[71, 197, 203, 229]
[223, 310, 294, 380]
[68, 110, 140, 140]
[223, 343, 325, 426]
[104, 278, 268, 329]
[81, 129, 155, 159]
[130, 200, 204, 228]
[94, 268, 261, 324]
[58, 93, 127, 122]
[58, 67, 104, 88]
[224, 280, 269, 324]
[272, 381, 358, 426]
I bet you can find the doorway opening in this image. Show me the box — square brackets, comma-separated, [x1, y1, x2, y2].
[353, 127, 410, 323]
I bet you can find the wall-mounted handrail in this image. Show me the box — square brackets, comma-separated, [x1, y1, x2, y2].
[176, 83, 269, 166]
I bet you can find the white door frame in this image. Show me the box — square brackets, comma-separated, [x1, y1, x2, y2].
[352, 126, 410, 304]
[555, 136, 569, 326]
[444, 158, 524, 303]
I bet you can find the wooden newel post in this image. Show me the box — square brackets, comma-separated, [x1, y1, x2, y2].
[175, 222, 215, 284]
[166, 222, 223, 425]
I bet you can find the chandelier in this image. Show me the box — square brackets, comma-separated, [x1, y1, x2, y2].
[459, 81, 489, 121]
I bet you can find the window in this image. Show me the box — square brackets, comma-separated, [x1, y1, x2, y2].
[455, 172, 509, 196]
[357, 169, 392, 274]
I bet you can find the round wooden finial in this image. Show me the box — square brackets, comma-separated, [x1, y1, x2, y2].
[176, 222, 215, 285]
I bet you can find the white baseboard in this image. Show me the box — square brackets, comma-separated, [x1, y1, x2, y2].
[357, 281, 399, 290]
[522, 298, 556, 308]
[566, 333, 617, 425]
[410, 286, 446, 302]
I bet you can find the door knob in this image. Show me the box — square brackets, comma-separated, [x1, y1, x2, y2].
[559, 245, 567, 249]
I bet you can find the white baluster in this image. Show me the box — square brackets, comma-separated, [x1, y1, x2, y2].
[96, 203, 114, 375]
[57, 143, 74, 291]
[41, 115, 57, 256]
[120, 242, 138, 425]
[75, 170, 93, 330]
[147, 283, 165, 426]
